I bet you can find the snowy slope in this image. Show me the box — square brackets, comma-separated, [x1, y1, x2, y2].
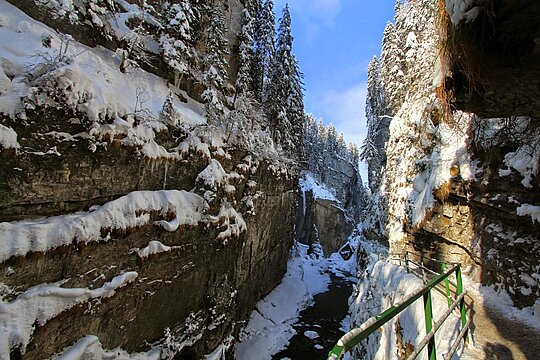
[0, 0, 207, 159]
[299, 172, 339, 202]
[349, 248, 463, 359]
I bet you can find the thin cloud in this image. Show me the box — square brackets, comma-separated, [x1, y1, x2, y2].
[319, 82, 368, 147]
[312, 0, 341, 13]
[275, 0, 342, 41]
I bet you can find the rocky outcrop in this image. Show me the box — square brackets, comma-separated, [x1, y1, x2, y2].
[303, 117, 365, 222]
[296, 189, 353, 256]
[0, 0, 300, 358]
[0, 106, 298, 358]
[3, 0, 245, 103]
[444, 0, 540, 120]
[365, 0, 540, 310]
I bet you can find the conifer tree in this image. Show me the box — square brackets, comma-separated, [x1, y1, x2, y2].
[159, 0, 196, 76]
[252, 0, 275, 102]
[202, 3, 229, 121]
[160, 90, 178, 126]
[266, 4, 304, 157]
[235, 7, 256, 102]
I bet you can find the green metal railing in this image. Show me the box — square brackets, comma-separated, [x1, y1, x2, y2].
[327, 255, 469, 360]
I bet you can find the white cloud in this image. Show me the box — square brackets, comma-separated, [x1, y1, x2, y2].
[318, 82, 368, 147]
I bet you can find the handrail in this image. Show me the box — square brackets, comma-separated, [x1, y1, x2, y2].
[327, 258, 469, 360]
[406, 292, 466, 359]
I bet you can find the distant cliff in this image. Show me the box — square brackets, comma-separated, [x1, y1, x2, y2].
[298, 116, 365, 255]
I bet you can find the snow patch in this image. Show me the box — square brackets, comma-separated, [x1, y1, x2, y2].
[299, 172, 339, 202]
[136, 241, 172, 258]
[502, 144, 539, 188]
[215, 200, 246, 242]
[516, 204, 540, 223]
[0, 124, 19, 149]
[197, 159, 228, 190]
[52, 335, 161, 360]
[446, 0, 482, 25]
[0, 190, 207, 262]
[1, 272, 138, 355]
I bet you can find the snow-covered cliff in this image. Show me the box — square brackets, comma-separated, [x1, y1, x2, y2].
[361, 0, 539, 327]
[0, 0, 305, 358]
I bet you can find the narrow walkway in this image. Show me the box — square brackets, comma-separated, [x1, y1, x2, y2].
[406, 261, 540, 360]
[462, 292, 540, 360]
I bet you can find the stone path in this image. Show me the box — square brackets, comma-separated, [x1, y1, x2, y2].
[409, 263, 539, 360]
[461, 292, 540, 360]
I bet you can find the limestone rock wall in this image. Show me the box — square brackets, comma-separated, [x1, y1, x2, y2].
[296, 190, 353, 256]
[0, 0, 300, 357]
[366, 0, 540, 309]
[0, 111, 297, 358]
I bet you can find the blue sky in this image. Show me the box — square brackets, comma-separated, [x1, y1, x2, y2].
[274, 0, 395, 180]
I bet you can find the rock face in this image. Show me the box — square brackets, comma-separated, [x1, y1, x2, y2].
[296, 189, 354, 256]
[365, 0, 540, 310]
[303, 117, 365, 223]
[0, 113, 298, 358]
[0, 0, 300, 358]
[445, 0, 540, 120]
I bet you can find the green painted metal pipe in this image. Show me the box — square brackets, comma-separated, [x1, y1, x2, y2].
[327, 264, 459, 359]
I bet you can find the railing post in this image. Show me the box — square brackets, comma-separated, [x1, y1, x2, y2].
[423, 289, 437, 360]
[421, 254, 426, 282]
[405, 252, 410, 273]
[456, 266, 469, 344]
[442, 263, 452, 308]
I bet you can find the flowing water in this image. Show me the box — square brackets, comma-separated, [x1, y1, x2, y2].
[273, 274, 355, 360]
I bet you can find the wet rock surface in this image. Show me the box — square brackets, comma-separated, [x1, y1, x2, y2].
[296, 190, 354, 256]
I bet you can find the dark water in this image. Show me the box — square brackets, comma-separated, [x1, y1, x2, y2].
[272, 274, 355, 360]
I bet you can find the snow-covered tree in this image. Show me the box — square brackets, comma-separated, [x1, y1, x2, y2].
[361, 56, 391, 192]
[303, 114, 365, 219]
[235, 7, 256, 102]
[380, 22, 405, 112]
[119, 1, 154, 73]
[266, 4, 304, 157]
[159, 0, 197, 76]
[202, 3, 230, 121]
[252, 0, 275, 103]
[160, 90, 178, 126]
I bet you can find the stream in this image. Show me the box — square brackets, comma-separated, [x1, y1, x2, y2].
[272, 273, 355, 360]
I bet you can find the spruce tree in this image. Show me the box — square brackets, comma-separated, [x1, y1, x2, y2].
[160, 90, 177, 126]
[202, 3, 230, 121]
[235, 7, 256, 102]
[266, 4, 304, 157]
[159, 0, 196, 75]
[252, 0, 275, 103]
